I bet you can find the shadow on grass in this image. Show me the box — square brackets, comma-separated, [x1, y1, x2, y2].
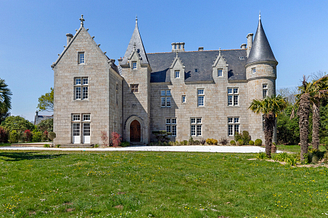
[0, 152, 65, 161]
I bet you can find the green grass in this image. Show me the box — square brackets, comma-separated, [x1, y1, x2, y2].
[0, 143, 11, 147]
[277, 144, 327, 153]
[0, 151, 328, 217]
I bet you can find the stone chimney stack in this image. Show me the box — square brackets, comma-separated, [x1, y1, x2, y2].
[66, 33, 73, 45]
[246, 33, 253, 57]
[171, 42, 185, 52]
[198, 47, 204, 51]
[240, 43, 246, 49]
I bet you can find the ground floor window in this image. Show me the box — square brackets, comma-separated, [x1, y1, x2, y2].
[228, 117, 239, 136]
[71, 113, 91, 144]
[166, 118, 177, 136]
[191, 117, 202, 136]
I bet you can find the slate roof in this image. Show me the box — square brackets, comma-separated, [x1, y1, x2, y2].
[247, 17, 277, 65]
[148, 49, 247, 83]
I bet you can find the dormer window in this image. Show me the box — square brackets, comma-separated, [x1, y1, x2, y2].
[218, 68, 223, 77]
[175, 70, 180, 78]
[78, 52, 85, 64]
[132, 61, 137, 69]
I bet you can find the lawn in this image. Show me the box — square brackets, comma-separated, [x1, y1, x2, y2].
[0, 151, 328, 217]
[277, 144, 327, 153]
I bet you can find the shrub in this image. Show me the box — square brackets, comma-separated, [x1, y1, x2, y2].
[189, 136, 195, 145]
[256, 152, 266, 159]
[94, 144, 99, 148]
[48, 132, 56, 141]
[200, 139, 206, 145]
[152, 130, 171, 143]
[234, 133, 242, 142]
[237, 139, 244, 146]
[249, 140, 254, 145]
[235, 131, 251, 145]
[206, 138, 218, 145]
[0, 127, 8, 143]
[56, 144, 61, 148]
[32, 131, 42, 142]
[194, 140, 200, 145]
[23, 129, 32, 142]
[120, 142, 130, 147]
[101, 131, 109, 147]
[44, 144, 50, 148]
[273, 153, 298, 166]
[42, 131, 48, 142]
[9, 130, 19, 143]
[219, 138, 228, 145]
[230, 140, 236, 145]
[110, 132, 122, 147]
[254, 139, 262, 146]
[183, 140, 188, 145]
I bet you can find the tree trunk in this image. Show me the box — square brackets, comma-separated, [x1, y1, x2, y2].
[264, 113, 275, 158]
[297, 93, 311, 161]
[312, 102, 320, 150]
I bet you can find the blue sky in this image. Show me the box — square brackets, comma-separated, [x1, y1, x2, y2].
[1, 0, 328, 122]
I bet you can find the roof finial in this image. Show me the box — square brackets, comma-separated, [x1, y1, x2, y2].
[80, 14, 85, 27]
[135, 16, 138, 26]
[259, 11, 261, 20]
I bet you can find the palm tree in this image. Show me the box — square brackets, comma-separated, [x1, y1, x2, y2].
[0, 79, 12, 124]
[249, 95, 287, 158]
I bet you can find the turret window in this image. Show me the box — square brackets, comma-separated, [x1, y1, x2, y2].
[263, 84, 268, 99]
[252, 67, 256, 74]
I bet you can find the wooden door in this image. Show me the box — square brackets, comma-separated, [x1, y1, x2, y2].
[130, 120, 141, 142]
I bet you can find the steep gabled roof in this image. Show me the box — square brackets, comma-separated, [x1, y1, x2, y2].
[121, 18, 149, 65]
[247, 16, 277, 65]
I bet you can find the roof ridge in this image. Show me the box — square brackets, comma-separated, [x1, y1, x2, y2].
[147, 49, 245, 55]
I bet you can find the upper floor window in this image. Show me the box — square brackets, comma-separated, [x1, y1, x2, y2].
[175, 70, 180, 78]
[131, 84, 138, 93]
[218, 68, 223, 77]
[161, 90, 171, 107]
[78, 52, 85, 64]
[227, 87, 239, 106]
[252, 67, 256, 74]
[74, 77, 88, 100]
[263, 84, 268, 99]
[132, 61, 137, 69]
[197, 89, 205, 107]
[182, 95, 186, 103]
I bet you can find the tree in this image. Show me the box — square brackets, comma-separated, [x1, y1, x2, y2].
[37, 88, 54, 112]
[249, 95, 287, 158]
[37, 118, 53, 132]
[0, 79, 12, 124]
[1, 116, 34, 134]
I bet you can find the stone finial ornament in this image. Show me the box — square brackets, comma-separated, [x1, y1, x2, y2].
[80, 14, 85, 27]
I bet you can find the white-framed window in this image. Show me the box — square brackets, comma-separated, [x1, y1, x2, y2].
[218, 68, 223, 77]
[175, 70, 180, 78]
[228, 117, 240, 136]
[78, 52, 85, 64]
[197, 89, 205, 107]
[132, 61, 137, 69]
[252, 67, 256, 74]
[182, 95, 186, 103]
[161, 90, 171, 107]
[227, 87, 239, 106]
[72, 113, 91, 144]
[166, 118, 177, 136]
[131, 84, 138, 93]
[74, 77, 88, 100]
[190, 117, 202, 136]
[263, 84, 268, 99]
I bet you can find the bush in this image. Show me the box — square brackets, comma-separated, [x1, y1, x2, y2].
[194, 140, 200, 145]
[230, 140, 236, 145]
[219, 138, 228, 145]
[237, 139, 244, 146]
[32, 131, 42, 142]
[256, 152, 267, 159]
[9, 130, 20, 143]
[94, 144, 99, 148]
[120, 141, 130, 147]
[0, 127, 8, 143]
[42, 131, 48, 142]
[48, 132, 56, 141]
[273, 153, 298, 166]
[255, 139, 262, 146]
[183, 140, 188, 145]
[110, 132, 122, 147]
[56, 144, 61, 148]
[235, 131, 251, 145]
[249, 140, 254, 145]
[206, 138, 218, 145]
[189, 136, 195, 145]
[200, 139, 206, 145]
[152, 130, 171, 143]
[44, 144, 50, 148]
[23, 129, 32, 142]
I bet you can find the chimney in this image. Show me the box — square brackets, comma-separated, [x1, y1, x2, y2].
[66, 33, 73, 45]
[198, 47, 204, 51]
[171, 42, 185, 52]
[240, 43, 246, 49]
[246, 33, 253, 57]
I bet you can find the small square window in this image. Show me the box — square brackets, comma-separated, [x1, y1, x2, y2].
[175, 70, 180, 78]
[72, 114, 80, 121]
[197, 118, 202, 124]
[252, 67, 256, 74]
[166, 90, 171, 96]
[172, 119, 176, 124]
[78, 52, 85, 64]
[161, 90, 166, 96]
[228, 88, 233, 94]
[233, 88, 238, 94]
[191, 118, 196, 124]
[132, 61, 137, 69]
[166, 119, 171, 124]
[75, 78, 81, 85]
[83, 78, 88, 85]
[218, 69, 223, 77]
[198, 89, 204, 95]
[83, 114, 90, 121]
[131, 84, 138, 93]
[228, 117, 233, 123]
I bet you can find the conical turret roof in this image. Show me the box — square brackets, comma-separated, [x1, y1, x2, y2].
[247, 16, 277, 65]
[121, 17, 149, 65]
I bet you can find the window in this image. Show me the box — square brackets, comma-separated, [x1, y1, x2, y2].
[228, 117, 240, 136]
[175, 70, 180, 78]
[166, 118, 177, 136]
[116, 83, 119, 105]
[161, 90, 171, 107]
[131, 84, 138, 93]
[182, 95, 186, 103]
[252, 67, 256, 74]
[263, 84, 268, 99]
[74, 77, 88, 100]
[72, 113, 91, 144]
[227, 87, 239, 106]
[132, 61, 137, 69]
[218, 68, 223, 77]
[197, 89, 205, 107]
[190, 117, 202, 136]
[195, 69, 198, 73]
[78, 52, 85, 64]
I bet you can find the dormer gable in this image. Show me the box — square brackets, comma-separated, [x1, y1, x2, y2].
[212, 49, 229, 81]
[169, 52, 185, 83]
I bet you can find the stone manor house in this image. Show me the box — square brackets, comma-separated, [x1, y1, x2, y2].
[52, 15, 277, 145]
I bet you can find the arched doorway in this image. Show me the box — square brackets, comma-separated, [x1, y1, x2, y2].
[130, 120, 141, 142]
